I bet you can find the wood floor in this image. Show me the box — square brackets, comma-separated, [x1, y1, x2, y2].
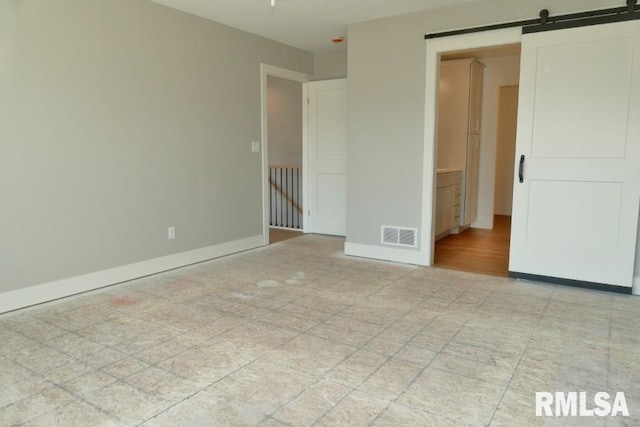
[269, 227, 304, 244]
[434, 215, 511, 277]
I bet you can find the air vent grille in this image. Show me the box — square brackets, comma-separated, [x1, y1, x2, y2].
[383, 227, 399, 244]
[381, 226, 418, 248]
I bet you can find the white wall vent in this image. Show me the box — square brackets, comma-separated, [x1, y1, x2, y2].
[381, 226, 418, 248]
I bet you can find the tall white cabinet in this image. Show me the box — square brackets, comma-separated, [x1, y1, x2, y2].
[437, 58, 484, 228]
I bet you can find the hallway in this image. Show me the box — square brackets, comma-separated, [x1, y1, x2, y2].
[434, 215, 511, 277]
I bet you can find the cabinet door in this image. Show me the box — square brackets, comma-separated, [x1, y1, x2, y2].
[468, 61, 484, 133]
[443, 187, 454, 231]
[435, 187, 446, 234]
[438, 61, 472, 171]
[463, 133, 480, 224]
[454, 184, 461, 226]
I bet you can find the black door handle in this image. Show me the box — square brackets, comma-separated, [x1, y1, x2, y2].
[519, 155, 525, 183]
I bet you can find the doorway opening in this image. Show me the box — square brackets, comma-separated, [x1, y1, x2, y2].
[266, 75, 304, 244]
[432, 44, 521, 277]
[260, 64, 311, 246]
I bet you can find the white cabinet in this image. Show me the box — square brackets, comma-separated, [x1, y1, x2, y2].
[435, 170, 462, 238]
[437, 59, 484, 227]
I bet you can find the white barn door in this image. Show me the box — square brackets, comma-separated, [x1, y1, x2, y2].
[305, 79, 347, 236]
[509, 21, 640, 288]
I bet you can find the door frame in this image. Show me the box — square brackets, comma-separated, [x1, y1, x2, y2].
[421, 28, 523, 265]
[260, 64, 312, 245]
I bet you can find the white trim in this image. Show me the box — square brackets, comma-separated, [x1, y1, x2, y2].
[420, 28, 523, 266]
[260, 64, 312, 245]
[633, 276, 640, 296]
[345, 242, 429, 266]
[0, 235, 263, 314]
[302, 82, 310, 233]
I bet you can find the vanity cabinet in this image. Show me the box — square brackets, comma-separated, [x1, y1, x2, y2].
[435, 170, 462, 237]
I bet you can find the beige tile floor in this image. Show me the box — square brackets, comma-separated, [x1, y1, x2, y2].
[1, 235, 639, 426]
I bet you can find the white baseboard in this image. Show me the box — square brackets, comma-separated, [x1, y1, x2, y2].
[344, 242, 429, 266]
[633, 276, 640, 296]
[0, 235, 264, 314]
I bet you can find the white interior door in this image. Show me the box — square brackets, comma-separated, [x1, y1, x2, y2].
[510, 21, 640, 287]
[306, 79, 347, 236]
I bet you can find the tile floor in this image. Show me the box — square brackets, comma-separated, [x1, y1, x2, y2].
[1, 235, 639, 426]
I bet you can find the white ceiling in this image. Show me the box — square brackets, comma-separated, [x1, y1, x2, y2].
[149, 0, 479, 52]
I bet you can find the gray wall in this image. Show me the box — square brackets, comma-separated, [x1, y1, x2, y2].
[314, 49, 348, 80]
[0, 0, 313, 293]
[267, 77, 303, 166]
[346, 0, 640, 283]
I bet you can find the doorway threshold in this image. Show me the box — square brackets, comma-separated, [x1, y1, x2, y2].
[434, 215, 511, 277]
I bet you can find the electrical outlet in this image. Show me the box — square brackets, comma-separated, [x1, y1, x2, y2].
[168, 226, 176, 240]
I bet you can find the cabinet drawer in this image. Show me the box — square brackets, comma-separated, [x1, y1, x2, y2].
[436, 171, 462, 188]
